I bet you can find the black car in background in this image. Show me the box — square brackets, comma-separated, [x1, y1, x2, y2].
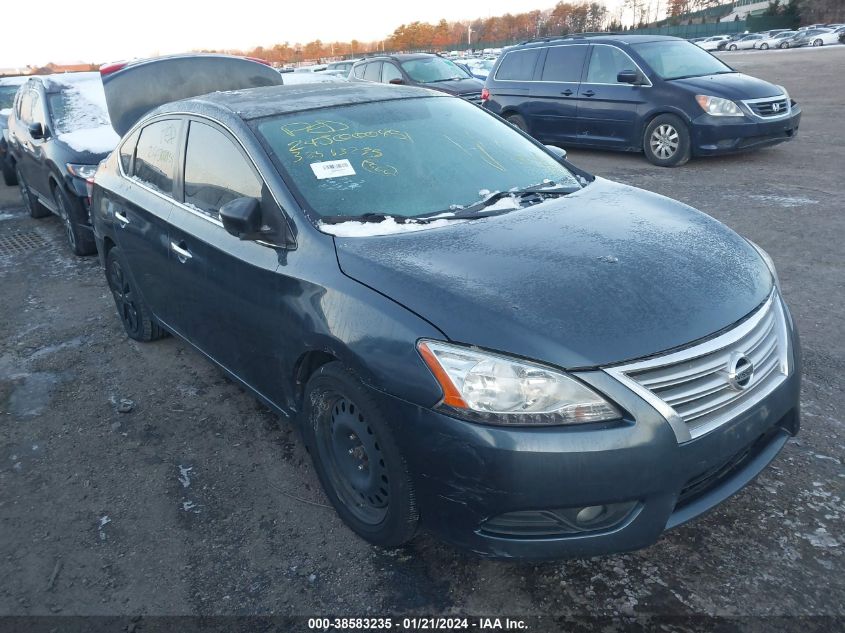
[90, 55, 799, 559]
[482, 34, 801, 166]
[0, 75, 27, 186]
[350, 53, 484, 103]
[6, 73, 118, 254]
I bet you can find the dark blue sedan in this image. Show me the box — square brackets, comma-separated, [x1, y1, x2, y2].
[91, 55, 800, 559]
[482, 34, 801, 166]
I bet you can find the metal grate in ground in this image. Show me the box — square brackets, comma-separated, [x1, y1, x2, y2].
[0, 231, 49, 255]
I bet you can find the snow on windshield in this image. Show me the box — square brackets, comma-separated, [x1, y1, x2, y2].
[319, 217, 460, 237]
[48, 73, 118, 153]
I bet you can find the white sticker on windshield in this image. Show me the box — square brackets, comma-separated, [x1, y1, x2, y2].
[310, 159, 356, 179]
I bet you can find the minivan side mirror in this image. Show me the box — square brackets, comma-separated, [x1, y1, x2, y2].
[28, 122, 45, 139]
[544, 144, 567, 160]
[617, 69, 640, 85]
[220, 197, 262, 240]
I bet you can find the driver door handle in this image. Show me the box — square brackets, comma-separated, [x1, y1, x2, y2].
[171, 240, 192, 262]
[114, 210, 129, 225]
[561, 89, 573, 96]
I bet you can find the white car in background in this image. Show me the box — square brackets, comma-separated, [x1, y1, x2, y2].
[756, 31, 797, 49]
[727, 34, 764, 50]
[802, 28, 842, 46]
[697, 35, 730, 50]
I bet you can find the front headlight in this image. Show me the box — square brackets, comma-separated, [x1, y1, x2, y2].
[747, 239, 781, 292]
[695, 95, 743, 117]
[66, 163, 98, 180]
[417, 340, 622, 426]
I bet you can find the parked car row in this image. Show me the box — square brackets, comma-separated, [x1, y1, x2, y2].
[694, 25, 845, 51]
[1, 52, 801, 561]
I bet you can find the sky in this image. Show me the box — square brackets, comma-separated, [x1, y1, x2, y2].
[1, 0, 621, 69]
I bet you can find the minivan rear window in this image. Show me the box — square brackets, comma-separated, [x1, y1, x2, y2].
[495, 49, 540, 81]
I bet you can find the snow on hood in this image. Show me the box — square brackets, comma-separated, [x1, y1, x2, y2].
[50, 73, 118, 155]
[319, 216, 459, 237]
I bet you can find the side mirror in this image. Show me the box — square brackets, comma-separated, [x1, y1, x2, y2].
[617, 69, 640, 85]
[28, 122, 45, 139]
[220, 197, 262, 240]
[544, 144, 567, 161]
[388, 78, 404, 85]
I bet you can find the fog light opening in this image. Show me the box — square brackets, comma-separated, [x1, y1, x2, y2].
[576, 505, 606, 525]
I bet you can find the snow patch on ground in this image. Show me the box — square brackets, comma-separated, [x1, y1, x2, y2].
[319, 217, 459, 237]
[748, 194, 818, 208]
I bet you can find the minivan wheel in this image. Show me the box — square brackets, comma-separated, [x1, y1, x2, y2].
[505, 114, 529, 133]
[303, 362, 418, 547]
[54, 186, 96, 256]
[643, 114, 691, 167]
[106, 246, 166, 342]
[17, 166, 50, 218]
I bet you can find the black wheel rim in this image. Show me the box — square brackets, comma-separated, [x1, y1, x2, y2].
[17, 170, 32, 212]
[108, 258, 140, 334]
[315, 394, 390, 525]
[56, 194, 77, 249]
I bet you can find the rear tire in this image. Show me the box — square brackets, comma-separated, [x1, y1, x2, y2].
[505, 114, 529, 134]
[2, 159, 16, 186]
[643, 114, 691, 167]
[53, 185, 96, 256]
[105, 246, 166, 342]
[17, 166, 49, 218]
[302, 362, 418, 548]
[760, 43, 769, 50]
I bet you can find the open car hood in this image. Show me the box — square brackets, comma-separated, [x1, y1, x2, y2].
[101, 54, 284, 136]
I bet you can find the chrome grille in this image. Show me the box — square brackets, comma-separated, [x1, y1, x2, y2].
[605, 293, 790, 442]
[744, 95, 790, 118]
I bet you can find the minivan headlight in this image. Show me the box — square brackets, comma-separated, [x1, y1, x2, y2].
[417, 340, 621, 426]
[695, 95, 743, 117]
[746, 239, 781, 291]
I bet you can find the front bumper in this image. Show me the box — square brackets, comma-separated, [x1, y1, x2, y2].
[691, 106, 801, 156]
[378, 317, 801, 560]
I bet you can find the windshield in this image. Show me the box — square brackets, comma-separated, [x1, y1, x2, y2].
[0, 86, 18, 110]
[47, 79, 111, 134]
[632, 40, 733, 80]
[255, 96, 581, 221]
[400, 57, 470, 83]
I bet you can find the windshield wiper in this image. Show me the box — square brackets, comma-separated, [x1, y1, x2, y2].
[427, 183, 579, 220]
[428, 77, 465, 83]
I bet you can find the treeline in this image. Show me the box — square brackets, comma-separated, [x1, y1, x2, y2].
[202, 2, 612, 63]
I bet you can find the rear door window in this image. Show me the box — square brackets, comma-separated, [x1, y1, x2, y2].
[352, 64, 365, 79]
[382, 63, 403, 83]
[183, 120, 262, 219]
[133, 119, 181, 196]
[495, 49, 540, 81]
[364, 62, 383, 82]
[541, 45, 588, 83]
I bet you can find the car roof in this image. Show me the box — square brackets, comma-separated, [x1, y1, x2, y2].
[352, 53, 437, 64]
[25, 72, 102, 92]
[512, 34, 681, 49]
[153, 82, 446, 123]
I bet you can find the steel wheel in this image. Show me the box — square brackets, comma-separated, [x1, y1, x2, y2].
[55, 191, 78, 251]
[650, 124, 680, 160]
[315, 394, 390, 526]
[108, 257, 140, 335]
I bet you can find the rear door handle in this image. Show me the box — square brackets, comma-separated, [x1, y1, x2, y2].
[561, 89, 573, 96]
[114, 210, 129, 225]
[583, 90, 596, 97]
[170, 240, 192, 262]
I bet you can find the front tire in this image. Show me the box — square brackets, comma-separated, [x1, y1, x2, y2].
[302, 362, 418, 547]
[643, 114, 691, 167]
[105, 246, 166, 342]
[812, 39, 823, 47]
[780, 42, 789, 49]
[53, 186, 96, 256]
[729, 44, 738, 51]
[761, 43, 769, 50]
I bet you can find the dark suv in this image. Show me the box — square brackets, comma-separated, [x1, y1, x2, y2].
[6, 73, 118, 254]
[350, 53, 484, 103]
[482, 34, 801, 166]
[1, 76, 27, 186]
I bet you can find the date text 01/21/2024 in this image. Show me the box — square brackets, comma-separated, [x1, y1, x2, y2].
[307, 617, 529, 630]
